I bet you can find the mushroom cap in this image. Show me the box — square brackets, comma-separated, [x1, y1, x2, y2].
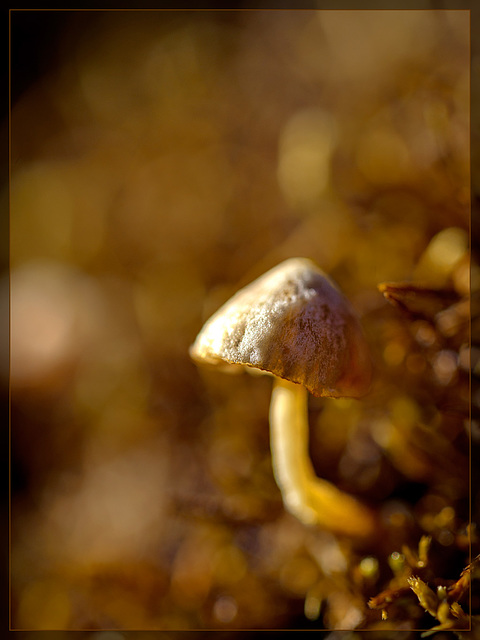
[189, 258, 372, 398]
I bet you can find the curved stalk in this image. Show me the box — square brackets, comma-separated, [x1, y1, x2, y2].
[269, 377, 376, 538]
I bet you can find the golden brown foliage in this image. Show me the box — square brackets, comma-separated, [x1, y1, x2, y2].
[9, 8, 473, 634]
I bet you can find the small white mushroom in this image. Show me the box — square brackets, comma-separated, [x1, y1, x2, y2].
[190, 258, 376, 538]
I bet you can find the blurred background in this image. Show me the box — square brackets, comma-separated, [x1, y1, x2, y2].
[7, 7, 475, 636]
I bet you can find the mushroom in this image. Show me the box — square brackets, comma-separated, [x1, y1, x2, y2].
[189, 258, 376, 538]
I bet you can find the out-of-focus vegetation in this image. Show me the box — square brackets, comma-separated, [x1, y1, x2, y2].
[8, 9, 475, 635]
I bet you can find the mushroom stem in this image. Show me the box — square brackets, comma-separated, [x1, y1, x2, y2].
[269, 377, 376, 538]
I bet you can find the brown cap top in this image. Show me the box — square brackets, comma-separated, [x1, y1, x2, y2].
[190, 258, 372, 398]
